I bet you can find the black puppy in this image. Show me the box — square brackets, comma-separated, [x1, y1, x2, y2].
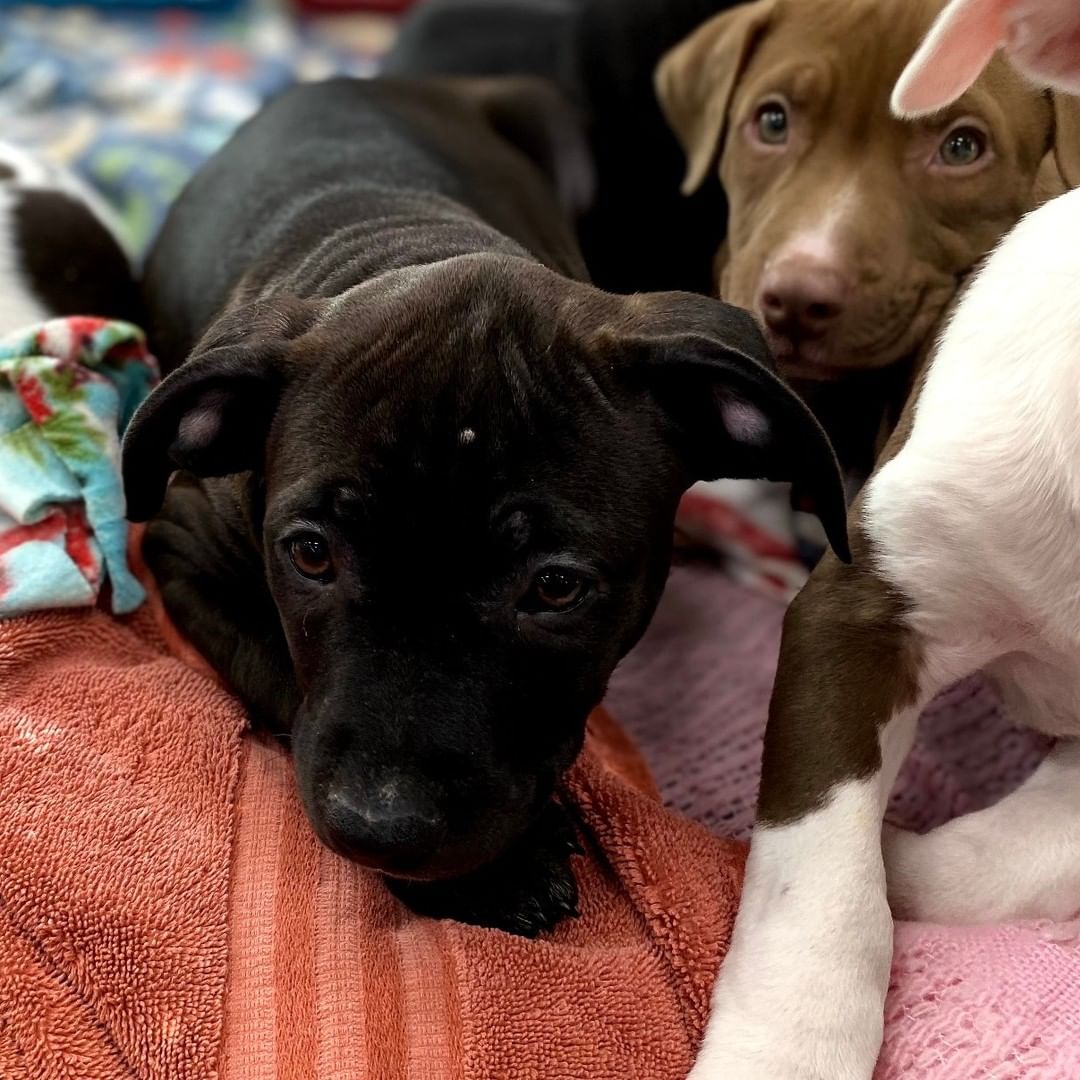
[123, 76, 847, 935]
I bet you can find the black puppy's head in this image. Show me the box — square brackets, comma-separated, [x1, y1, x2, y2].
[124, 258, 847, 881]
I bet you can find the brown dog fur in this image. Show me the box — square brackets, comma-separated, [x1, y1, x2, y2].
[656, 0, 1080, 471]
[758, 347, 933, 824]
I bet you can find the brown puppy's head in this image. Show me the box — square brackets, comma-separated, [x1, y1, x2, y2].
[656, 0, 1080, 381]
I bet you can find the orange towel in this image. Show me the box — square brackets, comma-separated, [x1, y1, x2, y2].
[0, 554, 746, 1079]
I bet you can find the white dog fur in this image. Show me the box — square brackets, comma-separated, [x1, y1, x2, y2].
[688, 1, 1080, 1076]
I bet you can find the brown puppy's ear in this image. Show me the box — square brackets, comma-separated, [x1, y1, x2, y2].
[654, 0, 775, 196]
[450, 75, 595, 220]
[122, 343, 290, 522]
[1052, 93, 1080, 190]
[621, 294, 850, 561]
[1035, 93, 1080, 199]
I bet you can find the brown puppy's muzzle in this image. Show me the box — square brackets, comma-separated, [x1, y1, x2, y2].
[758, 254, 850, 370]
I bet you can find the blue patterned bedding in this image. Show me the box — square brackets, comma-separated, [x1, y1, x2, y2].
[0, 4, 395, 255]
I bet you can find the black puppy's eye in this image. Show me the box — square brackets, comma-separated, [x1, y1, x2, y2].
[288, 534, 334, 582]
[938, 125, 987, 168]
[754, 101, 789, 145]
[522, 568, 590, 613]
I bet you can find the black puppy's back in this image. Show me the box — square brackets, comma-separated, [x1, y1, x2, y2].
[144, 77, 587, 372]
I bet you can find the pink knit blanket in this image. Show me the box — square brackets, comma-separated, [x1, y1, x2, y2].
[610, 560, 1076, 1078]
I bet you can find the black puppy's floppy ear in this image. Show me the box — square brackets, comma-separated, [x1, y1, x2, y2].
[625, 298, 850, 562]
[122, 343, 288, 522]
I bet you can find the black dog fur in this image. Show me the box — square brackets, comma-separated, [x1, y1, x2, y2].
[383, 0, 745, 296]
[124, 76, 848, 935]
[0, 145, 142, 327]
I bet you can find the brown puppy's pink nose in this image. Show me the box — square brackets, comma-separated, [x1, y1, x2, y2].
[759, 261, 848, 340]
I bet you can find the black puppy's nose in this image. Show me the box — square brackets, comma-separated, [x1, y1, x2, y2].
[321, 778, 448, 873]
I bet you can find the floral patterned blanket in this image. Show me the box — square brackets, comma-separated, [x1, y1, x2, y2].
[0, 317, 158, 616]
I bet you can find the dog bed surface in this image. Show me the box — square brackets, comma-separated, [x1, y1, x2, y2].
[2, 554, 1077, 1078]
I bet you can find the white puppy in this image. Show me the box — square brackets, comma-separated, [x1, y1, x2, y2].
[687, 1, 1080, 1077]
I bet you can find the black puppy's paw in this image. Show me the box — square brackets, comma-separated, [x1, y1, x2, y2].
[386, 802, 583, 937]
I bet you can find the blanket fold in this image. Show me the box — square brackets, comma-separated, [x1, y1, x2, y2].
[0, 316, 157, 618]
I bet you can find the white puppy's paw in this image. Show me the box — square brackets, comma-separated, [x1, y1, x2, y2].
[884, 820, 1080, 924]
[685, 1007, 882, 1080]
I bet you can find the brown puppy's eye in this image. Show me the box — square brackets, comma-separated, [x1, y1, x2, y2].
[939, 125, 986, 168]
[289, 534, 333, 582]
[754, 101, 789, 145]
[525, 568, 589, 613]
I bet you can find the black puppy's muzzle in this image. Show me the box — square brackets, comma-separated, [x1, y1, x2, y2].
[288, 662, 581, 882]
[305, 765, 541, 881]
[292, 695, 547, 881]
[317, 772, 449, 874]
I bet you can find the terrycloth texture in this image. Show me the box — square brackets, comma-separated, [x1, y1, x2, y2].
[220, 715, 742, 1080]
[0, 602, 246, 1077]
[0, 317, 157, 617]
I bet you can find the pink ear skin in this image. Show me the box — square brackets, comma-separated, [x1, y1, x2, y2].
[1006, 0, 1080, 95]
[891, 0, 1009, 118]
[893, 0, 1080, 118]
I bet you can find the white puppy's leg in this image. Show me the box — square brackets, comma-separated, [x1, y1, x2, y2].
[690, 707, 919, 1080]
[886, 739, 1080, 923]
[686, 533, 958, 1080]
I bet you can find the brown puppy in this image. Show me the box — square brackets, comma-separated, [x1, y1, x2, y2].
[656, 0, 1080, 469]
